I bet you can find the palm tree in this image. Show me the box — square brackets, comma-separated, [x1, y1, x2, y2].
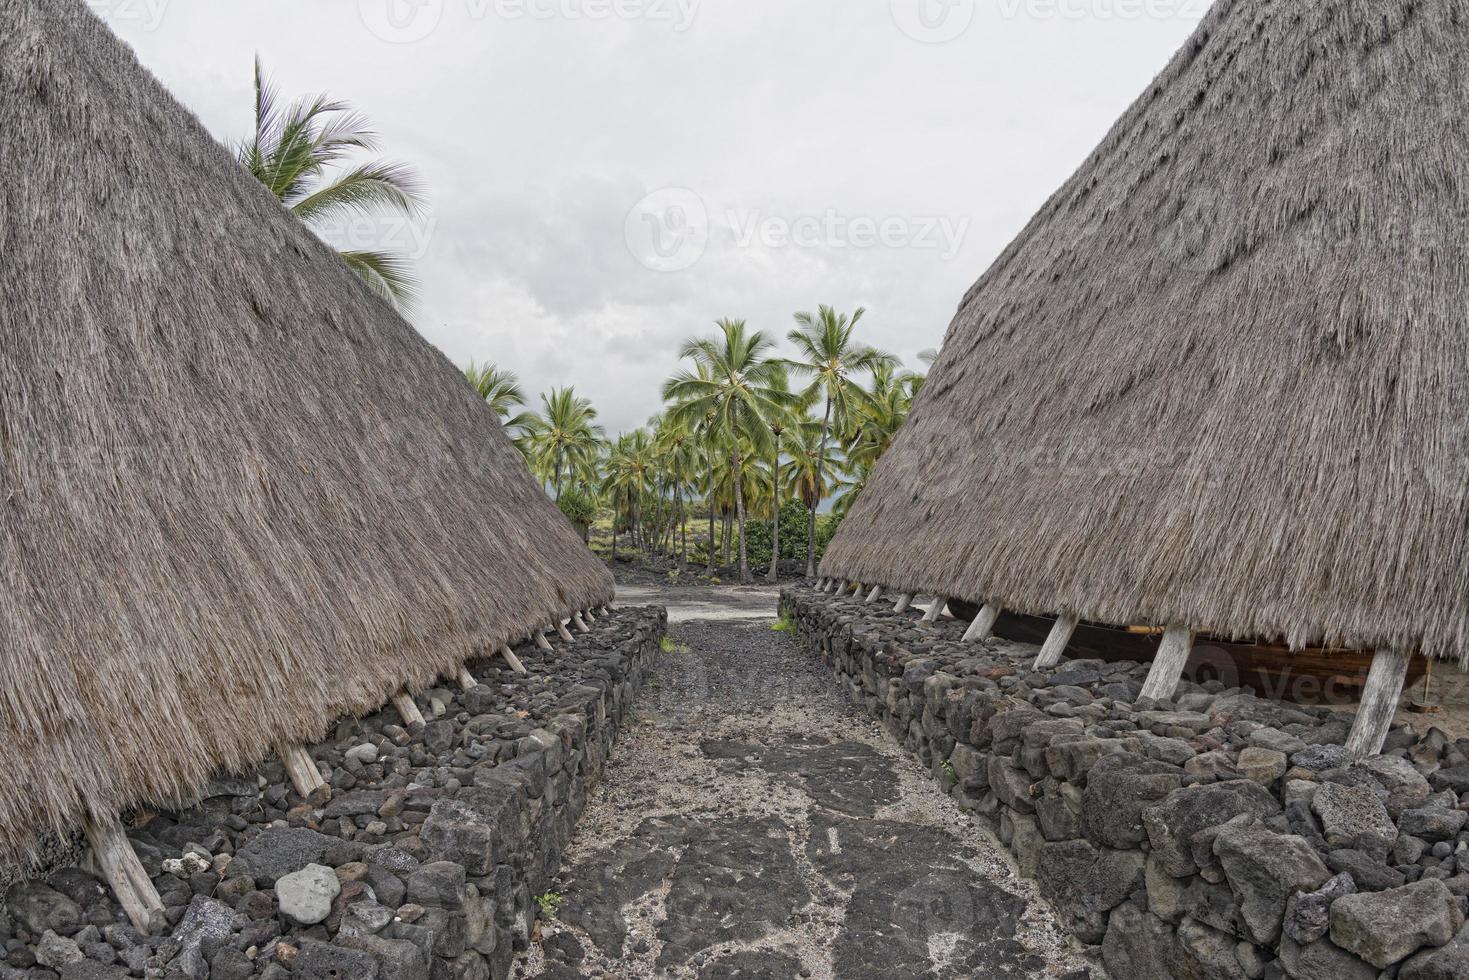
[761, 369, 806, 581]
[664, 320, 795, 584]
[655, 417, 700, 572]
[601, 430, 652, 561]
[523, 387, 605, 501]
[465, 361, 537, 440]
[784, 306, 896, 575]
[235, 57, 426, 307]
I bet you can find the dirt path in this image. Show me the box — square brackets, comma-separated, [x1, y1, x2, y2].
[515, 583, 1100, 979]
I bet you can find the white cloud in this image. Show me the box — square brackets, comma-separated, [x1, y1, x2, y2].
[106, 0, 1204, 434]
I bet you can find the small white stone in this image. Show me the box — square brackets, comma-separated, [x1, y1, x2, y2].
[275, 864, 341, 926]
[345, 743, 379, 766]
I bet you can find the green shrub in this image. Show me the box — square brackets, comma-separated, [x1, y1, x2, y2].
[557, 489, 597, 532]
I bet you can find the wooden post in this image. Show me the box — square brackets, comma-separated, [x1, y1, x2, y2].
[584, 608, 597, 622]
[962, 602, 1003, 643]
[84, 811, 165, 936]
[499, 644, 528, 675]
[1346, 649, 1411, 759]
[865, 585, 884, 605]
[893, 593, 913, 614]
[278, 744, 328, 801]
[1034, 614, 1079, 669]
[921, 598, 948, 624]
[572, 612, 590, 633]
[455, 664, 478, 691]
[1139, 626, 1194, 701]
[534, 630, 554, 652]
[391, 691, 425, 728]
[827, 580, 843, 594]
[556, 620, 576, 643]
[815, 578, 828, 590]
[849, 582, 864, 596]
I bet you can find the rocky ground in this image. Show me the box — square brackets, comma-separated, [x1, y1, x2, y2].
[514, 583, 1098, 979]
[0, 608, 664, 980]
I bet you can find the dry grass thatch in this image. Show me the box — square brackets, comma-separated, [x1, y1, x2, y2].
[0, 0, 613, 870]
[823, 0, 1469, 664]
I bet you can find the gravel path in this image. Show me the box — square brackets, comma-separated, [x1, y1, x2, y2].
[515, 585, 1099, 979]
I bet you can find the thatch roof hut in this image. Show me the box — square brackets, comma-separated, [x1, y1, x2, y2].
[821, 0, 1469, 739]
[0, 0, 612, 877]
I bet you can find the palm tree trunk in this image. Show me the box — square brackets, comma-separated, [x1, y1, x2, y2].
[808, 397, 833, 576]
[733, 446, 751, 584]
[676, 485, 688, 572]
[723, 511, 732, 566]
[706, 499, 716, 574]
[554, 454, 564, 503]
[768, 442, 782, 582]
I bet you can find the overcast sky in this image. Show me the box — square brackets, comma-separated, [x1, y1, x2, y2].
[103, 0, 1206, 435]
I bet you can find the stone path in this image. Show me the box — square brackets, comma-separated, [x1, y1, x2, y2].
[515, 585, 1099, 979]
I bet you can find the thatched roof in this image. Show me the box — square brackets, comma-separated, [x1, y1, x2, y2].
[823, 0, 1469, 663]
[0, 0, 613, 869]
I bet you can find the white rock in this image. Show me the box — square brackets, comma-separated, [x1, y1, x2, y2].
[275, 864, 341, 925]
[345, 743, 379, 766]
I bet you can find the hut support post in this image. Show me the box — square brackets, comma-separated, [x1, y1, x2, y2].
[1139, 626, 1194, 701]
[534, 631, 554, 652]
[84, 811, 165, 936]
[865, 585, 884, 605]
[278, 744, 327, 800]
[572, 612, 590, 633]
[1034, 614, 1080, 669]
[455, 665, 478, 691]
[1346, 649, 1411, 759]
[893, 593, 913, 614]
[391, 691, 425, 728]
[921, 598, 947, 624]
[556, 620, 576, 643]
[962, 602, 1003, 643]
[498, 645, 528, 675]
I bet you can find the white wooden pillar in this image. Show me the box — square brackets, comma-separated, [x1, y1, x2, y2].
[815, 578, 828, 590]
[392, 691, 425, 728]
[84, 810, 165, 935]
[1139, 626, 1194, 701]
[555, 620, 576, 643]
[572, 612, 590, 633]
[534, 630, 554, 652]
[278, 744, 328, 800]
[498, 644, 528, 675]
[893, 593, 913, 614]
[1034, 614, 1079, 670]
[584, 608, 597, 622]
[865, 585, 884, 605]
[962, 602, 1003, 643]
[455, 664, 479, 691]
[921, 598, 948, 624]
[827, 580, 844, 594]
[1346, 649, 1411, 759]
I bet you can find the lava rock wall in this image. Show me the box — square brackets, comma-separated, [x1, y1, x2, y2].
[783, 588, 1469, 980]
